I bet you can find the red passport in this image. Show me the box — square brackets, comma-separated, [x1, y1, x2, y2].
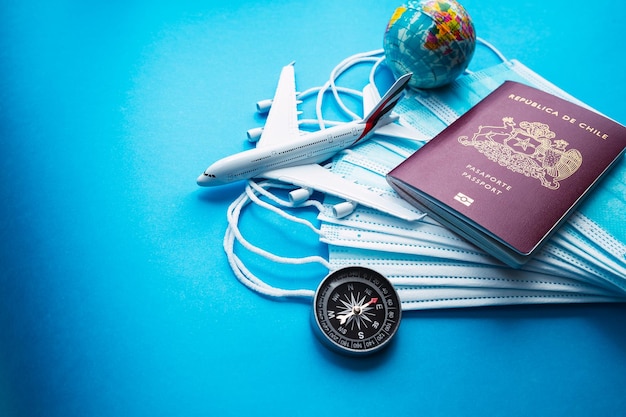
[387, 81, 626, 267]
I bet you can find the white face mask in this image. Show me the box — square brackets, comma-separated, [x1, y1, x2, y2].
[221, 42, 626, 310]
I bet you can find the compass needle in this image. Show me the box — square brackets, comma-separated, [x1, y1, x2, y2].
[337, 313, 352, 325]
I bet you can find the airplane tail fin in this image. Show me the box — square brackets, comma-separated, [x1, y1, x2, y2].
[361, 72, 412, 131]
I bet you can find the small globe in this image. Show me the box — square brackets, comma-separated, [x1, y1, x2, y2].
[383, 0, 476, 89]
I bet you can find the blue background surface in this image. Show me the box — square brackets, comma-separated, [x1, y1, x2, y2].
[1, 0, 625, 416]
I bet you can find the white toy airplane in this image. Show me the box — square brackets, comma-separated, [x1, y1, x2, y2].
[197, 63, 424, 221]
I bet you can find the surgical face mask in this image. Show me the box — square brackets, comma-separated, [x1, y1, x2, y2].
[219, 43, 626, 311]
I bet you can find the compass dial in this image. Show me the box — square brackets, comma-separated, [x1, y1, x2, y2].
[312, 266, 402, 356]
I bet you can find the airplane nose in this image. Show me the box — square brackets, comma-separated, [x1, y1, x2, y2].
[196, 172, 211, 186]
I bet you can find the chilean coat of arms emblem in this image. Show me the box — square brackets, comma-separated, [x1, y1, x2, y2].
[458, 117, 583, 190]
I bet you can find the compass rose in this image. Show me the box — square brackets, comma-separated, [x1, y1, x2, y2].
[336, 293, 379, 328]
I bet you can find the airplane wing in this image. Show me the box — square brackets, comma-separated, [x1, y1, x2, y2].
[261, 163, 425, 222]
[363, 83, 428, 142]
[256, 63, 301, 148]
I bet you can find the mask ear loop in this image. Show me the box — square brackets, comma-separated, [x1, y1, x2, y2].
[315, 49, 386, 127]
[297, 85, 362, 130]
[475, 37, 509, 63]
[246, 180, 328, 241]
[366, 54, 387, 99]
[328, 49, 385, 120]
[464, 37, 510, 75]
[224, 179, 334, 299]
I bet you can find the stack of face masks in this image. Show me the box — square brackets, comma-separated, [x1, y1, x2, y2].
[223, 41, 626, 310]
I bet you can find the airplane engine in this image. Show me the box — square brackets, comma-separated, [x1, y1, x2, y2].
[288, 188, 313, 205]
[255, 99, 273, 114]
[332, 201, 357, 218]
[246, 127, 264, 142]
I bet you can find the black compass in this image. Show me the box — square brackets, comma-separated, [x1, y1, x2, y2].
[312, 266, 402, 356]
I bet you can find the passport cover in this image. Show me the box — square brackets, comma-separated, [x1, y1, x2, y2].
[387, 81, 626, 267]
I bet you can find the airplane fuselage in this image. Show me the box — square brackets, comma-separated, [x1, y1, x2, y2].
[197, 120, 369, 186]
